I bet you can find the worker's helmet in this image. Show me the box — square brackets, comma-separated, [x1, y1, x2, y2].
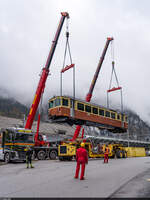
[80, 142, 85, 148]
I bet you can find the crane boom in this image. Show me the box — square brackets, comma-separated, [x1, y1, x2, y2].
[25, 12, 69, 129]
[86, 37, 113, 102]
[72, 37, 113, 141]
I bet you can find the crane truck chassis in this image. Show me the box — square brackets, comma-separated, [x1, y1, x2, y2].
[0, 127, 59, 162]
[0, 127, 34, 163]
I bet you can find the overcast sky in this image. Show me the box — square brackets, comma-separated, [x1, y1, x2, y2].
[0, 0, 150, 123]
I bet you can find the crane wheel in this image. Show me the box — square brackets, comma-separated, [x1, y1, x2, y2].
[37, 150, 46, 160]
[116, 150, 120, 158]
[4, 153, 10, 163]
[49, 150, 57, 160]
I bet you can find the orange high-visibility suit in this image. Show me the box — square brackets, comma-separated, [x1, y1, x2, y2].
[75, 146, 88, 180]
[104, 147, 109, 163]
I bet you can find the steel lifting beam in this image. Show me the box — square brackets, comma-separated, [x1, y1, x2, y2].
[107, 86, 122, 93]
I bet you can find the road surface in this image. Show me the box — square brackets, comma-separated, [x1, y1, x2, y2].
[0, 157, 150, 198]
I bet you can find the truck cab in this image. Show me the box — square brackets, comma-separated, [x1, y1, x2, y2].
[0, 127, 34, 163]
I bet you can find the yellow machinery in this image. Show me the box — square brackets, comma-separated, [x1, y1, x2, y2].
[58, 140, 130, 161]
[124, 147, 146, 157]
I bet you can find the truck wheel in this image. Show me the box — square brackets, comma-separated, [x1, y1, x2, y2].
[49, 150, 57, 160]
[119, 151, 123, 158]
[67, 156, 73, 161]
[116, 151, 120, 158]
[124, 151, 127, 158]
[37, 150, 46, 160]
[122, 151, 126, 158]
[4, 153, 10, 163]
[32, 152, 36, 160]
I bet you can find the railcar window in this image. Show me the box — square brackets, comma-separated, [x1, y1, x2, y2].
[85, 105, 91, 113]
[92, 107, 98, 114]
[77, 103, 84, 111]
[99, 109, 104, 116]
[117, 114, 121, 120]
[106, 111, 110, 118]
[55, 98, 61, 106]
[62, 98, 68, 107]
[124, 115, 128, 122]
[49, 101, 54, 108]
[111, 112, 116, 119]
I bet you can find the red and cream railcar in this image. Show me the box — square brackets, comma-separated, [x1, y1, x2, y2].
[48, 96, 128, 133]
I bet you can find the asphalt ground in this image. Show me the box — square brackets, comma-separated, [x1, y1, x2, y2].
[0, 157, 150, 198]
[110, 166, 150, 198]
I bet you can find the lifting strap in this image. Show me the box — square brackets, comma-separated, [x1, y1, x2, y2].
[107, 40, 123, 114]
[60, 18, 75, 98]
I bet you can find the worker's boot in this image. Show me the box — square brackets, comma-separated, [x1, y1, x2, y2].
[80, 177, 85, 180]
[26, 164, 29, 169]
[30, 164, 34, 168]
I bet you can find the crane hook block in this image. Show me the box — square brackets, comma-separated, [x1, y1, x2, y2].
[61, 12, 69, 18]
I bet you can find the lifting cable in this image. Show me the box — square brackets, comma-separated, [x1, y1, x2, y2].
[60, 18, 75, 100]
[107, 40, 123, 114]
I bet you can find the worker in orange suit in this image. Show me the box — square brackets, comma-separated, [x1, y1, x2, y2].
[74, 142, 88, 180]
[104, 145, 109, 163]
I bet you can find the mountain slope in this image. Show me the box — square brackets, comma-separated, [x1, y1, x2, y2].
[0, 97, 29, 119]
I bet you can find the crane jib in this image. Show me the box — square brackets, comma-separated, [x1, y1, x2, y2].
[45, 13, 69, 70]
[25, 12, 69, 129]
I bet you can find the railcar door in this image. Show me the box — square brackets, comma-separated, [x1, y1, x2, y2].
[70, 99, 75, 118]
